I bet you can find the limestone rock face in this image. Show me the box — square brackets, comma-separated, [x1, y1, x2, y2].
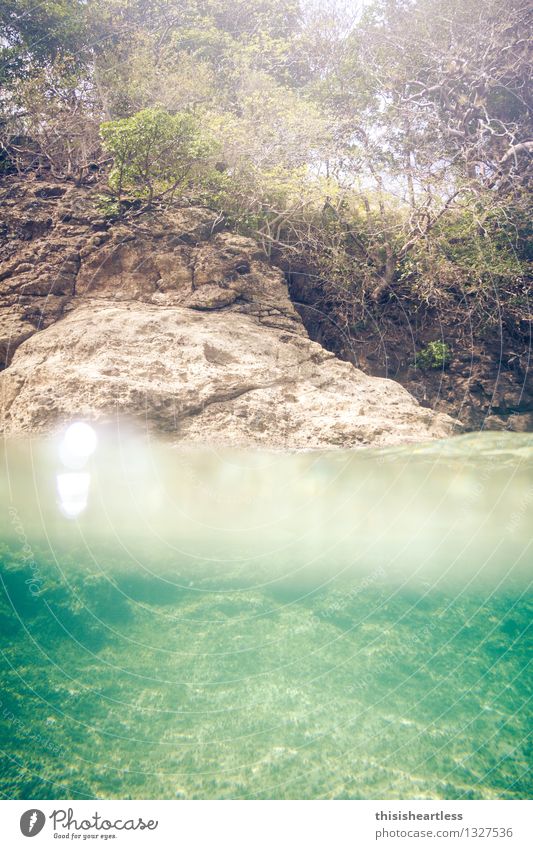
[0, 180, 456, 448]
[1, 300, 455, 447]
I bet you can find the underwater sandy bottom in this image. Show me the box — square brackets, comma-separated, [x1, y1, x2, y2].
[0, 431, 531, 799]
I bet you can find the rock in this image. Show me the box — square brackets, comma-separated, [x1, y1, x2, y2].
[34, 186, 66, 199]
[483, 414, 508, 431]
[0, 181, 456, 447]
[508, 412, 533, 432]
[0, 299, 456, 447]
[14, 262, 33, 274]
[0, 309, 34, 367]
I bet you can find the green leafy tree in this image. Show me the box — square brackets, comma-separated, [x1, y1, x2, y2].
[100, 108, 217, 211]
[0, 0, 90, 85]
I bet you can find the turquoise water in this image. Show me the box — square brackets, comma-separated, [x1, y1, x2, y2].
[0, 431, 531, 799]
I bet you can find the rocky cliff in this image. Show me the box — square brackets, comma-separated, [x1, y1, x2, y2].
[0, 175, 455, 448]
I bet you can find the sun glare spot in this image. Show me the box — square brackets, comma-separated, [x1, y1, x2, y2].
[59, 422, 98, 469]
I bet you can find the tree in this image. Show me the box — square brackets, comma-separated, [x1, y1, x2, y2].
[99, 108, 217, 211]
[353, 0, 533, 195]
[0, 0, 90, 86]
[300, 0, 532, 300]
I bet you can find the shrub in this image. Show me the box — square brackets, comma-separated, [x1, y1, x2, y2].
[99, 108, 217, 212]
[415, 341, 451, 370]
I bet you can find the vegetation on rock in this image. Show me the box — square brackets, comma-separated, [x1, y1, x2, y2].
[0, 0, 531, 425]
[415, 342, 452, 371]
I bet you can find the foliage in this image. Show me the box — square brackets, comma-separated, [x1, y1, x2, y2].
[1, 61, 101, 179]
[0, 0, 531, 358]
[415, 341, 452, 370]
[353, 0, 533, 195]
[0, 0, 90, 85]
[99, 108, 218, 210]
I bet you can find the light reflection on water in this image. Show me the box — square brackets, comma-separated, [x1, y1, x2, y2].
[56, 473, 91, 519]
[0, 431, 531, 799]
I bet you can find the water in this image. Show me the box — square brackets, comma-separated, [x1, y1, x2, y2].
[0, 430, 531, 799]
